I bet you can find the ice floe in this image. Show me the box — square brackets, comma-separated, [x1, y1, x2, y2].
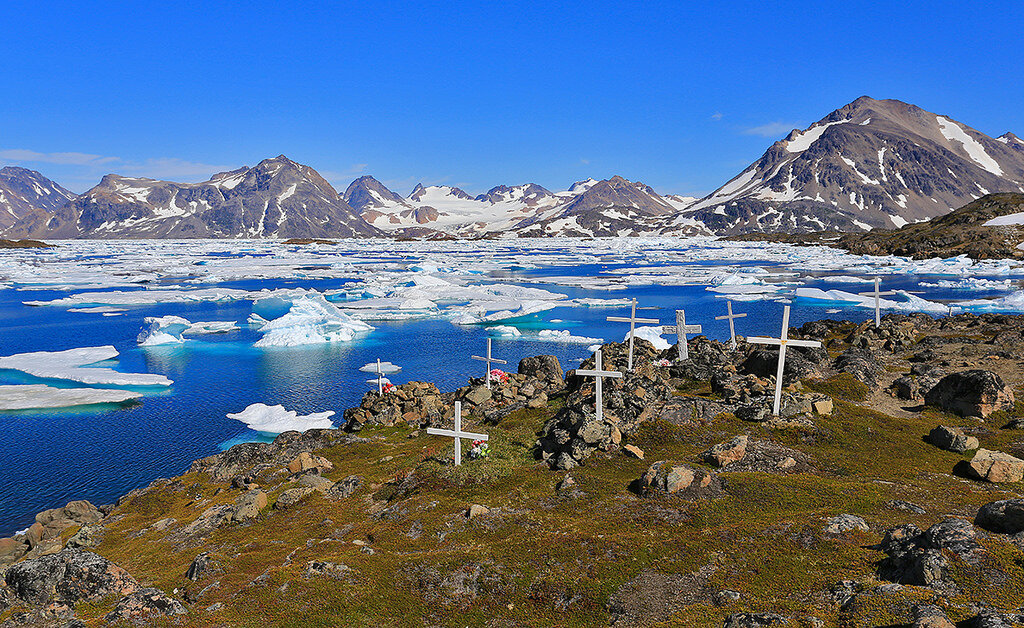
[359, 361, 402, 374]
[625, 326, 671, 351]
[226, 403, 336, 433]
[537, 329, 605, 344]
[0, 385, 142, 411]
[0, 346, 172, 386]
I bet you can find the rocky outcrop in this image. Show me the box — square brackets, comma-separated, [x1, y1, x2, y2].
[924, 370, 1016, 418]
[703, 435, 748, 467]
[0, 500, 104, 567]
[190, 429, 357, 481]
[876, 518, 980, 586]
[1, 549, 183, 621]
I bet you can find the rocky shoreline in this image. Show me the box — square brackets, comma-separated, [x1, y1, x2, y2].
[5, 312, 1024, 625]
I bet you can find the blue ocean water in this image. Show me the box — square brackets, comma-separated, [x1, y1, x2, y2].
[0, 241, 1021, 536]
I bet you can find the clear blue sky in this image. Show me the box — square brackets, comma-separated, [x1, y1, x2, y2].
[2, 1, 1022, 197]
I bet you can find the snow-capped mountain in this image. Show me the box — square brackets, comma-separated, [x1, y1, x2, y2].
[9, 156, 382, 239]
[0, 167, 76, 233]
[680, 96, 1024, 234]
[347, 175, 709, 237]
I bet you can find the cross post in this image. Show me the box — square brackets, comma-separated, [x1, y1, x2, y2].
[858, 277, 896, 327]
[575, 349, 623, 422]
[606, 298, 659, 370]
[662, 309, 702, 361]
[472, 337, 507, 389]
[426, 401, 489, 466]
[747, 306, 822, 416]
[714, 300, 747, 349]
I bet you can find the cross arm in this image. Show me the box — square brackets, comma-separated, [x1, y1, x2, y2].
[472, 355, 508, 364]
[747, 336, 782, 345]
[426, 428, 489, 441]
[715, 312, 747, 320]
[786, 339, 822, 348]
[575, 369, 623, 378]
[607, 316, 660, 324]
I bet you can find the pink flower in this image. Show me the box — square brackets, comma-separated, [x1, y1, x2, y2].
[490, 369, 509, 383]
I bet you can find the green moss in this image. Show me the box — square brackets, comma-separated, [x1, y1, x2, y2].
[806, 374, 870, 402]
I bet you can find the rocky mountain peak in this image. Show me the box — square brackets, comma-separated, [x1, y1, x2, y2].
[0, 167, 77, 233]
[343, 176, 409, 211]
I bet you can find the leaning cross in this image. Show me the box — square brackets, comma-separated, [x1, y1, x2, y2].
[662, 310, 702, 361]
[715, 300, 747, 349]
[575, 349, 623, 422]
[472, 337, 507, 389]
[858, 277, 896, 327]
[607, 298, 659, 370]
[748, 305, 822, 416]
[426, 401, 488, 466]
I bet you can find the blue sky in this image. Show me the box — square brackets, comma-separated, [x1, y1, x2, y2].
[2, 1, 1022, 197]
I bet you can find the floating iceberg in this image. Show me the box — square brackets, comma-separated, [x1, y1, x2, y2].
[795, 288, 947, 314]
[0, 346, 172, 386]
[253, 294, 374, 347]
[138, 316, 240, 345]
[537, 329, 605, 344]
[488, 325, 522, 337]
[226, 403, 336, 433]
[0, 385, 142, 410]
[625, 326, 671, 350]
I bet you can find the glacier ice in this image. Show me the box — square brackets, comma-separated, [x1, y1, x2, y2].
[625, 326, 671, 350]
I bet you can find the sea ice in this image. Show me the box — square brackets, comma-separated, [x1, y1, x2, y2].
[226, 403, 336, 433]
[537, 329, 605, 344]
[253, 294, 374, 347]
[0, 385, 143, 410]
[138, 316, 241, 345]
[0, 346, 172, 386]
[359, 361, 402, 374]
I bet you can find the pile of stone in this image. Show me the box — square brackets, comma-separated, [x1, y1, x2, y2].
[343, 355, 566, 431]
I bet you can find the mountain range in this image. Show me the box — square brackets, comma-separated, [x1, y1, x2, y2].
[3, 96, 1023, 239]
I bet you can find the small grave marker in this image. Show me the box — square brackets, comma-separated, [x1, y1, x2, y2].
[426, 401, 488, 466]
[858, 277, 896, 327]
[575, 349, 623, 422]
[662, 310, 702, 361]
[472, 337, 507, 389]
[714, 300, 747, 349]
[607, 298, 659, 370]
[748, 306, 822, 416]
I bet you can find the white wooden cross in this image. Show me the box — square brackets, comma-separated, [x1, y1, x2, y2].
[858, 277, 896, 327]
[662, 310, 702, 361]
[607, 298, 659, 370]
[715, 300, 747, 349]
[426, 401, 488, 466]
[748, 306, 822, 416]
[472, 337, 507, 389]
[372, 358, 388, 395]
[575, 349, 623, 422]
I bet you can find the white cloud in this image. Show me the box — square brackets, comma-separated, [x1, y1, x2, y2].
[710, 112, 723, 121]
[743, 122, 803, 137]
[0, 149, 119, 166]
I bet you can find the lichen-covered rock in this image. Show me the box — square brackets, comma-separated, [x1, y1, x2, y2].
[966, 448, 1024, 483]
[637, 461, 718, 496]
[232, 490, 267, 522]
[190, 429, 357, 481]
[342, 381, 446, 430]
[517, 355, 564, 387]
[704, 435, 748, 467]
[834, 350, 884, 388]
[104, 587, 186, 622]
[275, 487, 316, 509]
[723, 612, 793, 627]
[877, 518, 979, 586]
[924, 370, 1015, 418]
[824, 514, 869, 534]
[4, 549, 139, 608]
[287, 451, 333, 474]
